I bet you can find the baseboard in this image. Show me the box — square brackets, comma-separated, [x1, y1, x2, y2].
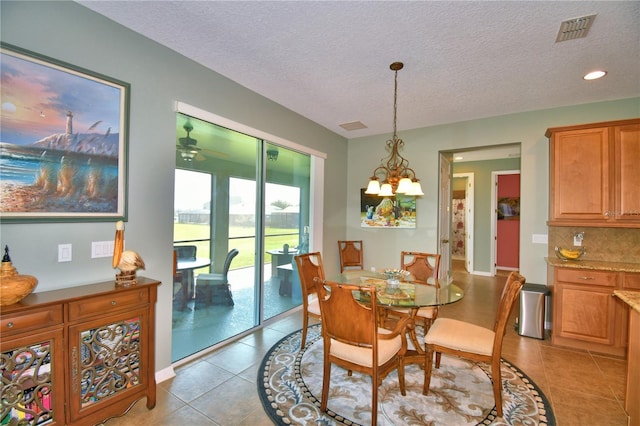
[155, 366, 176, 384]
[470, 270, 493, 277]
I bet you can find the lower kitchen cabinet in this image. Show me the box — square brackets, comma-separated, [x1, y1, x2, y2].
[1, 277, 160, 425]
[551, 267, 637, 357]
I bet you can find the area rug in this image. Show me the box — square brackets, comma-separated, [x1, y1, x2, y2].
[258, 324, 555, 425]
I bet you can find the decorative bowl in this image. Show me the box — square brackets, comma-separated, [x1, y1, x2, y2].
[0, 261, 38, 306]
[555, 246, 586, 261]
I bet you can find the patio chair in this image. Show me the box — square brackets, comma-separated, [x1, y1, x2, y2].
[196, 249, 239, 307]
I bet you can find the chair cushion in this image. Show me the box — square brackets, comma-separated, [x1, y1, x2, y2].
[307, 297, 321, 316]
[425, 318, 495, 356]
[329, 328, 402, 368]
[197, 273, 225, 285]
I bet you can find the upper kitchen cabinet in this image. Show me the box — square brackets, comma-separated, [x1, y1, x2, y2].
[547, 118, 640, 228]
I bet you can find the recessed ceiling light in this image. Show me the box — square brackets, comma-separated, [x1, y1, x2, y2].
[454, 156, 463, 161]
[583, 70, 607, 80]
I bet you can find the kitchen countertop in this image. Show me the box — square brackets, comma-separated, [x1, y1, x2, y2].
[545, 257, 640, 273]
[614, 290, 640, 313]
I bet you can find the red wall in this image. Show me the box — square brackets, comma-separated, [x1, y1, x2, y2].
[496, 174, 520, 269]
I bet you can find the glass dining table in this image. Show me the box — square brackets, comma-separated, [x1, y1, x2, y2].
[334, 270, 464, 364]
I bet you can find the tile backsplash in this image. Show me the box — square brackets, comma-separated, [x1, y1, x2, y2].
[548, 226, 640, 263]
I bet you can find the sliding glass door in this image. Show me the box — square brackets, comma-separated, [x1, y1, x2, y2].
[172, 113, 310, 362]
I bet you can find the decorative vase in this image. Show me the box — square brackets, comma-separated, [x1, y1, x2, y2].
[0, 245, 38, 306]
[382, 269, 408, 294]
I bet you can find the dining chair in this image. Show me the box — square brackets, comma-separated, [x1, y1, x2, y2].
[423, 271, 525, 417]
[337, 240, 364, 273]
[401, 251, 440, 283]
[196, 249, 239, 307]
[314, 278, 410, 426]
[294, 252, 325, 350]
[394, 251, 442, 331]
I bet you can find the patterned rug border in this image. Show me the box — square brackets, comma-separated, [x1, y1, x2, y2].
[258, 324, 555, 425]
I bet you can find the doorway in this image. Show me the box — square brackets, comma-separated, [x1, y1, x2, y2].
[491, 171, 520, 275]
[439, 144, 521, 276]
[452, 173, 474, 273]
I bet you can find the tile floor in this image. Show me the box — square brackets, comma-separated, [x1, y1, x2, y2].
[104, 264, 629, 425]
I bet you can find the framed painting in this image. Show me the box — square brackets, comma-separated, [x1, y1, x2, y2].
[360, 189, 416, 228]
[497, 197, 520, 220]
[0, 43, 129, 223]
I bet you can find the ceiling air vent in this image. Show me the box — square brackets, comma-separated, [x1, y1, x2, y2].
[339, 121, 368, 131]
[556, 14, 596, 42]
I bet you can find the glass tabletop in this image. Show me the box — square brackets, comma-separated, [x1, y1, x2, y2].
[335, 271, 464, 308]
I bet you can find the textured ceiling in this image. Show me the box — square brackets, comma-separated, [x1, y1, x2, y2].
[77, 1, 640, 139]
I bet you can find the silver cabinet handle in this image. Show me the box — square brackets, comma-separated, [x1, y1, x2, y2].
[579, 276, 594, 280]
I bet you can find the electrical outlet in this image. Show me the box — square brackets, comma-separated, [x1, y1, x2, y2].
[573, 232, 584, 246]
[531, 234, 548, 244]
[58, 244, 72, 262]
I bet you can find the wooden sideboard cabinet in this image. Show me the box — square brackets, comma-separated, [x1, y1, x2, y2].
[550, 267, 637, 357]
[546, 118, 640, 228]
[1, 277, 160, 426]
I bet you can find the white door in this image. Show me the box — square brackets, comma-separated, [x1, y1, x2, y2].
[438, 152, 453, 281]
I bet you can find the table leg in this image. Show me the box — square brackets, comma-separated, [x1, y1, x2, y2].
[279, 269, 291, 296]
[403, 308, 426, 367]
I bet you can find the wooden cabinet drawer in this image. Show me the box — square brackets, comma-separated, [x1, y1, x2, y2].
[623, 272, 640, 290]
[1, 305, 63, 336]
[556, 268, 617, 287]
[68, 288, 148, 321]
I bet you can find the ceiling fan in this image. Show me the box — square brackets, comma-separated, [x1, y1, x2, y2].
[176, 121, 206, 162]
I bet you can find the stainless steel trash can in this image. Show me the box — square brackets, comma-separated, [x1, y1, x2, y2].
[518, 284, 549, 339]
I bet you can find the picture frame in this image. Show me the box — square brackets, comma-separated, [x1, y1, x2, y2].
[497, 197, 520, 220]
[360, 189, 416, 228]
[0, 42, 129, 223]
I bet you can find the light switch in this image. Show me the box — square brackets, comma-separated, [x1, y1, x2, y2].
[58, 244, 72, 262]
[92, 241, 114, 258]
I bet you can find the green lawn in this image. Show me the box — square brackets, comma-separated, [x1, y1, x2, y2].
[174, 223, 299, 269]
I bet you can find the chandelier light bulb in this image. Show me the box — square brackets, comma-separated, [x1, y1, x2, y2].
[378, 183, 394, 197]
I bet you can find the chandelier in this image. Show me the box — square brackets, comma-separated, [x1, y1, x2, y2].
[365, 62, 423, 197]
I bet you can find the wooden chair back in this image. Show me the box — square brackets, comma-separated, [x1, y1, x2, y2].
[294, 252, 325, 350]
[492, 271, 526, 353]
[338, 240, 364, 272]
[295, 252, 325, 301]
[401, 251, 440, 284]
[314, 279, 376, 347]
